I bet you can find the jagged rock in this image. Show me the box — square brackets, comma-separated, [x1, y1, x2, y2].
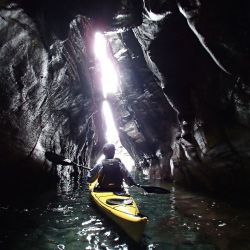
[107, 32, 178, 178]
[1, 0, 250, 201]
[132, 0, 250, 195]
[0, 4, 104, 201]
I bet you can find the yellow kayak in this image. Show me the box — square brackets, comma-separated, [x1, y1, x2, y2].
[89, 181, 148, 242]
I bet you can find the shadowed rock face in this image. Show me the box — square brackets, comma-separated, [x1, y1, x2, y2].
[0, 0, 142, 201]
[16, 0, 142, 41]
[1, 0, 250, 201]
[0, 4, 105, 200]
[132, 0, 250, 197]
[105, 31, 178, 182]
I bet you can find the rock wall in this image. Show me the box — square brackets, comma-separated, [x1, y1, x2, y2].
[0, 3, 105, 201]
[1, 0, 250, 201]
[131, 0, 250, 197]
[0, 0, 142, 202]
[107, 31, 178, 181]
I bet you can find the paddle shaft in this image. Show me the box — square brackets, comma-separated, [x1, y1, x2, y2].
[45, 152, 90, 170]
[71, 162, 90, 171]
[45, 152, 169, 193]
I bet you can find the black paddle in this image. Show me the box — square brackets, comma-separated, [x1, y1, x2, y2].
[45, 152, 170, 194]
[45, 152, 90, 170]
[137, 184, 170, 194]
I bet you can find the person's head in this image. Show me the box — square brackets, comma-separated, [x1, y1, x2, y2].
[103, 143, 115, 159]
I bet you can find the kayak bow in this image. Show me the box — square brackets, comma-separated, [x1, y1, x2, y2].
[89, 182, 148, 242]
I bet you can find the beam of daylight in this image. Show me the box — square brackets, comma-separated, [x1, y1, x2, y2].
[94, 32, 118, 98]
[102, 100, 119, 144]
[94, 32, 134, 171]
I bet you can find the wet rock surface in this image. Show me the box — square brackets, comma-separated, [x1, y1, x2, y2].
[0, 3, 104, 201]
[132, 0, 250, 197]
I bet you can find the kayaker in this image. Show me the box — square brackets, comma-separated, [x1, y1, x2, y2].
[87, 143, 137, 192]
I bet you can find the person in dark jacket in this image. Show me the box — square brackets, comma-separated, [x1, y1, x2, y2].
[87, 143, 136, 191]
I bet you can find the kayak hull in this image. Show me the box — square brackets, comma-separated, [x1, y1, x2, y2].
[89, 182, 148, 242]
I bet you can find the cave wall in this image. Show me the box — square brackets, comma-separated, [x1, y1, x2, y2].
[0, 0, 142, 201]
[0, 3, 105, 200]
[129, 0, 250, 195]
[1, 0, 250, 200]
[106, 31, 178, 181]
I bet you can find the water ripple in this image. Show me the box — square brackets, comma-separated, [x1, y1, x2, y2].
[1, 181, 250, 249]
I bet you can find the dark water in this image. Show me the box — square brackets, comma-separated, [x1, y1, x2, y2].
[1, 175, 250, 250]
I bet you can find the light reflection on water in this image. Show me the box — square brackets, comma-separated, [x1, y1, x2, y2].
[1, 176, 250, 250]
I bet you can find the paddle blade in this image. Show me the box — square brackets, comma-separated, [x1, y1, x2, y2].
[45, 152, 73, 166]
[140, 185, 170, 194]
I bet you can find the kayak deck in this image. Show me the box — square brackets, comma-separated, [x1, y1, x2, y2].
[89, 182, 148, 242]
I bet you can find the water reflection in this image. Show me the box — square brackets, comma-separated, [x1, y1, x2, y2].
[1, 174, 250, 249]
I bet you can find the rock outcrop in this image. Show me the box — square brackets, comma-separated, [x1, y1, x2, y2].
[1, 0, 250, 201]
[0, 3, 105, 200]
[132, 0, 250, 197]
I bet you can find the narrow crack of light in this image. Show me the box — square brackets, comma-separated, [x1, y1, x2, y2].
[94, 32, 107, 59]
[102, 100, 119, 144]
[94, 32, 134, 171]
[94, 32, 118, 98]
